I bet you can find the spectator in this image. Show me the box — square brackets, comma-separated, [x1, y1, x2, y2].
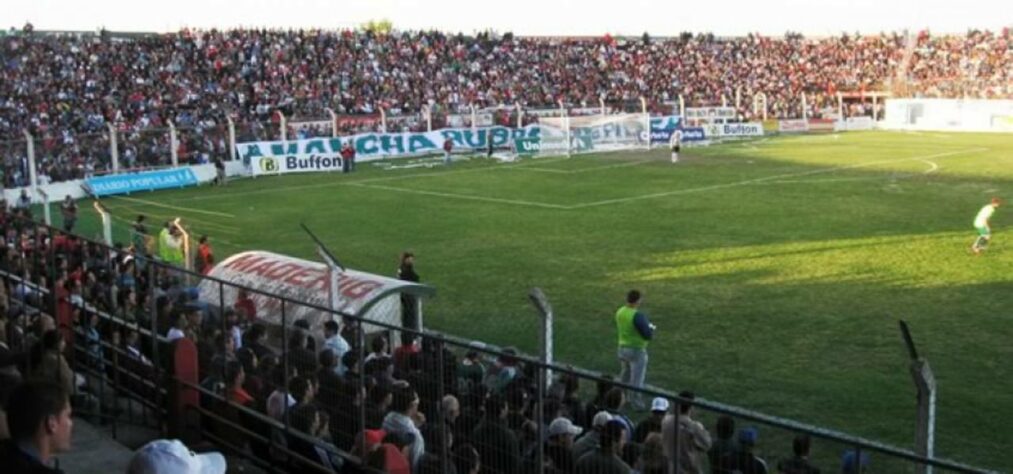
[0, 381, 74, 473]
[321, 320, 349, 374]
[127, 439, 226, 474]
[453, 443, 482, 474]
[637, 432, 668, 474]
[224, 360, 253, 406]
[662, 390, 712, 474]
[382, 387, 426, 468]
[366, 431, 413, 474]
[471, 393, 521, 474]
[778, 434, 821, 474]
[603, 387, 634, 441]
[288, 328, 318, 376]
[545, 416, 583, 473]
[574, 410, 614, 461]
[166, 313, 187, 342]
[29, 330, 76, 396]
[718, 427, 768, 474]
[243, 323, 274, 360]
[575, 419, 632, 474]
[615, 289, 654, 410]
[841, 450, 869, 474]
[234, 289, 257, 324]
[633, 397, 668, 443]
[708, 415, 739, 474]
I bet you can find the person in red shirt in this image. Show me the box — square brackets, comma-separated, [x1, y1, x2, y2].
[225, 361, 254, 406]
[234, 289, 257, 323]
[197, 235, 214, 275]
[340, 141, 356, 172]
[442, 137, 453, 165]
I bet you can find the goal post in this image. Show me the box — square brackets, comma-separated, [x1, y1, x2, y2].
[535, 113, 650, 158]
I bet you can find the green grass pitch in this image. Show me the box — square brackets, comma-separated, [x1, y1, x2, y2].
[72, 130, 1012, 470]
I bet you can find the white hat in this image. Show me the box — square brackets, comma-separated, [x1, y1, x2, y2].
[651, 397, 670, 412]
[128, 439, 227, 474]
[548, 417, 583, 437]
[592, 411, 614, 428]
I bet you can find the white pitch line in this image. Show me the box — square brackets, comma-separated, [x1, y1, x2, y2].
[508, 159, 654, 175]
[347, 182, 569, 209]
[916, 159, 940, 174]
[111, 195, 237, 218]
[571, 148, 985, 209]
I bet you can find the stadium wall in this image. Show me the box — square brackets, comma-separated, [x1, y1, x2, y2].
[881, 98, 1013, 133]
[2, 161, 248, 204]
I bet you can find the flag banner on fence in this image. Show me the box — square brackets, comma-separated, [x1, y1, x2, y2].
[85, 168, 199, 197]
[238, 125, 542, 176]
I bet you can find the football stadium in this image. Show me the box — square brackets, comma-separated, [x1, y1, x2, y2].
[0, 3, 1011, 473]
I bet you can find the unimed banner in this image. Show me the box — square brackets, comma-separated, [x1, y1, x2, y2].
[239, 126, 541, 176]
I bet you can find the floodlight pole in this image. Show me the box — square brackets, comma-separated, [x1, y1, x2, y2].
[900, 320, 936, 474]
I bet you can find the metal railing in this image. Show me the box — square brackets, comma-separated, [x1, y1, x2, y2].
[0, 214, 998, 474]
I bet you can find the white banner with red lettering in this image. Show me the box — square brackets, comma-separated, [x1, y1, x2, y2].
[198, 251, 413, 332]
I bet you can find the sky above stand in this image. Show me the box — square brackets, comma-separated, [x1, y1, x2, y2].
[3, 0, 1009, 36]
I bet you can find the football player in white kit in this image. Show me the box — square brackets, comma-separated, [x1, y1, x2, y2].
[669, 129, 682, 163]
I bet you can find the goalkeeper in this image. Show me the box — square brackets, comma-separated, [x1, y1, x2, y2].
[669, 129, 681, 163]
[971, 197, 1001, 255]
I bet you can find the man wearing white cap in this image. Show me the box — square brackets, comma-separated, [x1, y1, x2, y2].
[127, 439, 227, 474]
[572, 410, 613, 462]
[545, 417, 583, 473]
[633, 397, 669, 443]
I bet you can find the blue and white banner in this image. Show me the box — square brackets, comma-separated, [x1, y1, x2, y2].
[680, 127, 708, 142]
[649, 115, 682, 143]
[85, 168, 199, 197]
[239, 126, 542, 176]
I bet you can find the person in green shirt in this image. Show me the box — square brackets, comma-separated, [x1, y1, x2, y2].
[971, 197, 1001, 255]
[615, 290, 655, 411]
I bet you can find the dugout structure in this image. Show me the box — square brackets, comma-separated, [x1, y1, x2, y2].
[197, 251, 435, 333]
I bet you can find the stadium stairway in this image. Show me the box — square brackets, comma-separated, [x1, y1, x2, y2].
[61, 417, 134, 473]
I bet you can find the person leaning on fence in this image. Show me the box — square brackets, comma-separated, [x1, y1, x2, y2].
[0, 381, 74, 474]
[708, 415, 739, 472]
[615, 289, 654, 410]
[471, 393, 520, 474]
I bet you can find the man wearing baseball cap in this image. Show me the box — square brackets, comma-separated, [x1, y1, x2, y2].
[545, 417, 583, 473]
[127, 439, 227, 474]
[633, 397, 669, 443]
[573, 410, 614, 461]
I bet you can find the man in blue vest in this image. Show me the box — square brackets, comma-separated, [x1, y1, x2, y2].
[615, 290, 655, 410]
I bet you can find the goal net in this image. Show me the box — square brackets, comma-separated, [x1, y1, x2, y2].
[534, 113, 650, 157]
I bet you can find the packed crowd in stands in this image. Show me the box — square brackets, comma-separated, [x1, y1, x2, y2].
[0, 26, 1010, 185]
[0, 203, 884, 473]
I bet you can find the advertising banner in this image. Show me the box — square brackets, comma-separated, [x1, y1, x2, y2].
[85, 168, 199, 197]
[778, 119, 810, 133]
[649, 115, 682, 143]
[703, 122, 764, 138]
[239, 126, 541, 175]
[685, 107, 737, 121]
